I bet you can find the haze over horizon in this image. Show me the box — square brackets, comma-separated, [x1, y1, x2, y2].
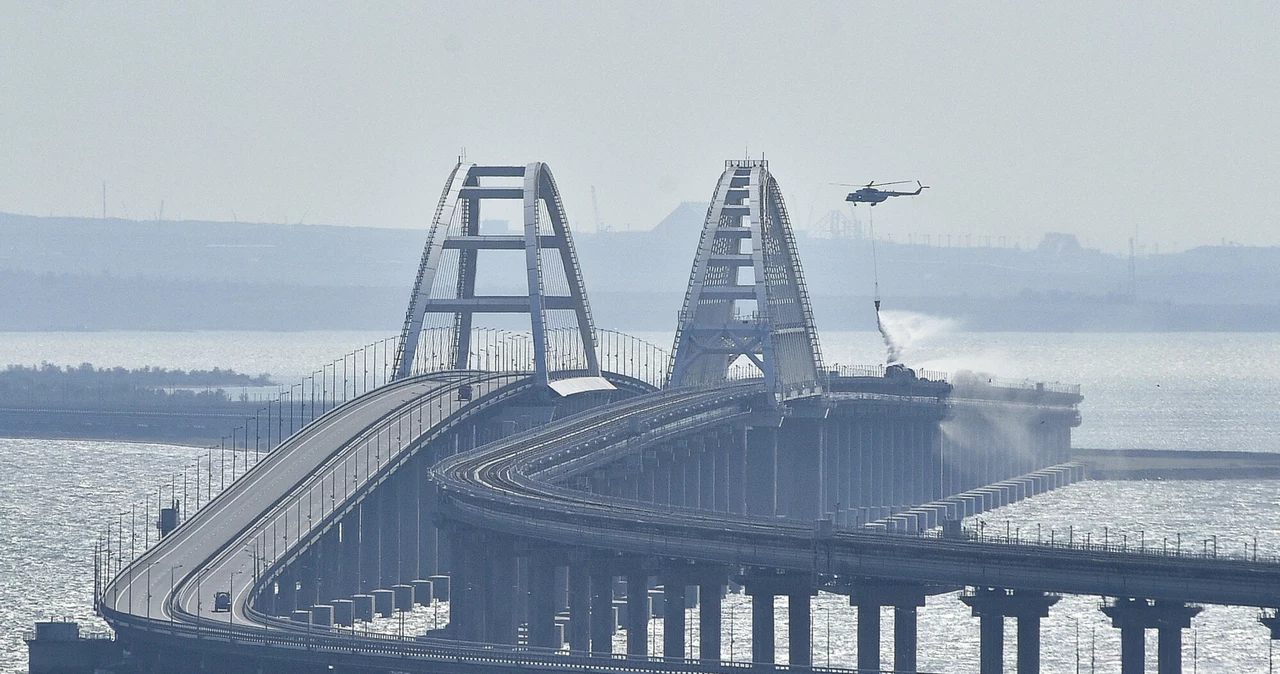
[3, 2, 1277, 254]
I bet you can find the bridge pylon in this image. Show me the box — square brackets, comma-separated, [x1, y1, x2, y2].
[393, 161, 612, 395]
[668, 159, 824, 401]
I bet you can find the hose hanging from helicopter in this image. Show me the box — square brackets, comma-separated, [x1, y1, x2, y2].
[833, 179, 930, 364]
[867, 206, 899, 362]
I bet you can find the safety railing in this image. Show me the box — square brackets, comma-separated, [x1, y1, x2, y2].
[862, 516, 1278, 567]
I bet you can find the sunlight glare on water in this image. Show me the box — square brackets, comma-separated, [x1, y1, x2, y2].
[5, 330, 1280, 672]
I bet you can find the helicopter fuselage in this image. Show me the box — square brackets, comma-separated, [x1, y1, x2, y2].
[845, 186, 924, 205]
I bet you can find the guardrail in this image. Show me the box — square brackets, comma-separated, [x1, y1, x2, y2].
[109, 603, 931, 674]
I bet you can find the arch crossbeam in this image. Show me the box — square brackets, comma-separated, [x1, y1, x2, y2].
[668, 159, 824, 400]
[394, 162, 611, 395]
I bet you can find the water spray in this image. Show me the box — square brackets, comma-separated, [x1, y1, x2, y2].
[868, 206, 904, 363]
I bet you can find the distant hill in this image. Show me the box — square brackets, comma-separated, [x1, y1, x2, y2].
[5, 210, 1280, 331]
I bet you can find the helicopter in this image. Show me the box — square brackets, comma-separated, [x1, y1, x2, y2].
[839, 180, 929, 206]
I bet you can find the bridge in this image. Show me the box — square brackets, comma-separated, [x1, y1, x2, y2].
[48, 160, 1280, 674]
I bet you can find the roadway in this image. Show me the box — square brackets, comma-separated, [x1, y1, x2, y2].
[435, 383, 1280, 608]
[99, 371, 1280, 672]
[102, 370, 523, 628]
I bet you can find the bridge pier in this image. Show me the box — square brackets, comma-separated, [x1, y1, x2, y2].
[589, 563, 614, 655]
[416, 460, 439, 579]
[527, 550, 560, 649]
[1260, 609, 1280, 640]
[567, 558, 591, 654]
[340, 515, 360, 598]
[662, 570, 687, 660]
[726, 428, 746, 514]
[626, 570, 651, 656]
[681, 443, 700, 509]
[778, 418, 822, 521]
[744, 425, 778, 518]
[296, 550, 319, 611]
[446, 524, 485, 641]
[699, 437, 718, 512]
[358, 499, 379, 594]
[743, 570, 811, 666]
[654, 449, 672, 505]
[274, 567, 297, 615]
[961, 587, 1059, 674]
[486, 539, 519, 645]
[1101, 598, 1201, 674]
[847, 581, 927, 673]
[398, 465, 421, 585]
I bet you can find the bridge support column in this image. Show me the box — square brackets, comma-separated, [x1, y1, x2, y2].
[744, 425, 778, 518]
[378, 472, 401, 587]
[748, 588, 774, 664]
[743, 570, 810, 666]
[295, 550, 318, 610]
[662, 573, 687, 660]
[858, 604, 881, 672]
[895, 605, 918, 674]
[527, 550, 560, 649]
[681, 445, 700, 508]
[667, 450, 685, 507]
[638, 452, 657, 503]
[1260, 610, 1280, 641]
[340, 514, 360, 597]
[318, 527, 341, 603]
[788, 590, 812, 667]
[699, 438, 717, 511]
[399, 467, 421, 585]
[446, 524, 485, 641]
[358, 498, 379, 594]
[654, 450, 672, 505]
[627, 571, 651, 656]
[699, 583, 722, 661]
[568, 559, 591, 654]
[417, 466, 439, 577]
[848, 581, 927, 673]
[274, 567, 297, 615]
[486, 540, 518, 645]
[712, 435, 729, 511]
[589, 563, 614, 655]
[963, 588, 1060, 674]
[1101, 598, 1201, 674]
[727, 429, 746, 514]
[788, 419, 824, 520]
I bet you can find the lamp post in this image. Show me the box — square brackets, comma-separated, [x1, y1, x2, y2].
[146, 561, 157, 619]
[229, 570, 243, 624]
[169, 564, 184, 625]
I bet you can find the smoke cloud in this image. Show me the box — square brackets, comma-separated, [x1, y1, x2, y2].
[875, 310, 957, 365]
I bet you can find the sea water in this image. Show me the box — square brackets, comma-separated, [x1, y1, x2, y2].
[3, 330, 1280, 672]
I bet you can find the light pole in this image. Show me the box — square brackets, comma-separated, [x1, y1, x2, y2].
[1072, 616, 1080, 674]
[146, 561, 157, 619]
[169, 564, 184, 625]
[229, 570, 243, 624]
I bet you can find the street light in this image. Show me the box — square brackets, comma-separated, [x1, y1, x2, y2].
[229, 570, 243, 624]
[146, 561, 158, 619]
[169, 564, 184, 625]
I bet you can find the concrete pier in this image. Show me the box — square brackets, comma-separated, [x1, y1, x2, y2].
[1101, 598, 1201, 674]
[626, 571, 651, 656]
[743, 571, 811, 667]
[961, 588, 1059, 674]
[847, 582, 927, 673]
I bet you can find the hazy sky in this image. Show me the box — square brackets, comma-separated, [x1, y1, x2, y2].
[3, 2, 1277, 252]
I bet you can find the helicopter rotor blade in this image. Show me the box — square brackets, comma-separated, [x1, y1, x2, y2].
[870, 180, 914, 187]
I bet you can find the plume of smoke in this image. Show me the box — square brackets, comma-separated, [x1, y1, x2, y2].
[877, 313, 903, 364]
[875, 310, 957, 365]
